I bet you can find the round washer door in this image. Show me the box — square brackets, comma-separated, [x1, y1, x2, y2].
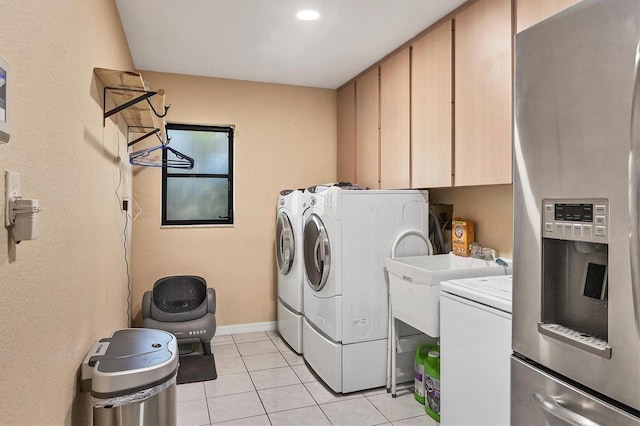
[303, 213, 331, 291]
[276, 211, 295, 275]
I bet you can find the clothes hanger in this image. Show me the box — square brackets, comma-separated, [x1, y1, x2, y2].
[127, 89, 194, 169]
[129, 144, 195, 169]
[129, 132, 195, 169]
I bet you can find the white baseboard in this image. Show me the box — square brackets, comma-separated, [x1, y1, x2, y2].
[216, 321, 277, 336]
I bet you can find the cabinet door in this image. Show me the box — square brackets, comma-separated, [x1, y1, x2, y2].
[516, 0, 581, 33]
[337, 82, 356, 184]
[356, 67, 380, 189]
[455, 0, 512, 187]
[411, 20, 453, 189]
[380, 47, 410, 189]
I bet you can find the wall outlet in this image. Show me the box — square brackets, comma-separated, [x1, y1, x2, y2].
[5, 171, 20, 226]
[122, 200, 128, 211]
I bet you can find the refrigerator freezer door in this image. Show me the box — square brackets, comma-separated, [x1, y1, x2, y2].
[511, 356, 640, 425]
[513, 0, 640, 411]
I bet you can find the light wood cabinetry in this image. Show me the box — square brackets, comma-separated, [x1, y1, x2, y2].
[337, 0, 517, 188]
[454, 0, 513, 187]
[516, 0, 581, 33]
[380, 47, 410, 189]
[337, 82, 356, 184]
[411, 20, 453, 188]
[355, 66, 380, 189]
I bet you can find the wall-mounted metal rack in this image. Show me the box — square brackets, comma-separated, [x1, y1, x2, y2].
[93, 68, 194, 169]
[94, 67, 169, 147]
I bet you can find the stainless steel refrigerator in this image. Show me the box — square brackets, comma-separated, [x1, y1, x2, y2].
[513, 0, 640, 424]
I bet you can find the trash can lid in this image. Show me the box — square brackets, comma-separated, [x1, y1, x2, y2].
[89, 328, 178, 398]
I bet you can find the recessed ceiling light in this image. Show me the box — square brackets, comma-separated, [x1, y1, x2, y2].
[297, 9, 320, 21]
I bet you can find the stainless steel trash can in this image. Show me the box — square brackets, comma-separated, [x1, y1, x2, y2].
[81, 328, 179, 426]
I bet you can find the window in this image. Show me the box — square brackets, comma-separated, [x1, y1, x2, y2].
[162, 123, 234, 226]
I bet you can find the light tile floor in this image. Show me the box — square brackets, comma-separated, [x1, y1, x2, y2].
[177, 330, 439, 426]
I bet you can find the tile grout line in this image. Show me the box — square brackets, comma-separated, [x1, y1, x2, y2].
[363, 391, 394, 425]
[246, 363, 272, 422]
[266, 331, 335, 425]
[233, 333, 273, 425]
[264, 332, 332, 424]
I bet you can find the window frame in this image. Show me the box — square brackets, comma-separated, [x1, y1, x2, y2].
[161, 123, 234, 226]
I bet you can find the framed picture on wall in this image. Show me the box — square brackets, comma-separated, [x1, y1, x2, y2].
[0, 56, 9, 143]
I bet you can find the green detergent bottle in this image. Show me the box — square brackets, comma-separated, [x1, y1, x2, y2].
[424, 350, 441, 422]
[414, 345, 430, 404]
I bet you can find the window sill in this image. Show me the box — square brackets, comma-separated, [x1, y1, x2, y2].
[160, 224, 235, 229]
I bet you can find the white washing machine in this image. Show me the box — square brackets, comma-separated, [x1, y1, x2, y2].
[302, 185, 430, 393]
[439, 275, 512, 426]
[276, 189, 305, 354]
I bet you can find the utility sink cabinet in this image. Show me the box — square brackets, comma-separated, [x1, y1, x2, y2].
[385, 253, 510, 335]
[384, 253, 511, 396]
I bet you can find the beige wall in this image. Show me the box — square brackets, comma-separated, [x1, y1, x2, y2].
[0, 0, 134, 424]
[131, 72, 336, 326]
[430, 184, 514, 258]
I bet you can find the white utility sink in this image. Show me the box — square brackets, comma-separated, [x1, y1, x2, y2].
[385, 253, 511, 336]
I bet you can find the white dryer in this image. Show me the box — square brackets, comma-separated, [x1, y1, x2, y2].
[302, 185, 430, 393]
[276, 189, 305, 354]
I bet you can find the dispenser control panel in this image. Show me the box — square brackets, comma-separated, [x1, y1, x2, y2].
[542, 198, 608, 243]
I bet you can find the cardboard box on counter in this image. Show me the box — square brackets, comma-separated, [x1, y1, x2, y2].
[452, 219, 475, 257]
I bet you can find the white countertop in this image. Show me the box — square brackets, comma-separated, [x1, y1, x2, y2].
[440, 275, 513, 313]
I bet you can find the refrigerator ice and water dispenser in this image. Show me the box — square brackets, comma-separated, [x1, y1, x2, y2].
[539, 198, 610, 357]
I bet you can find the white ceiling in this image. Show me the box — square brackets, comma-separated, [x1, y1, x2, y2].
[115, 0, 467, 89]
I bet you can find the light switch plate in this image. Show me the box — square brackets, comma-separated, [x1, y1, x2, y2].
[5, 171, 20, 226]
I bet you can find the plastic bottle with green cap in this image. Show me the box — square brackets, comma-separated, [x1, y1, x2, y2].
[424, 350, 441, 422]
[414, 344, 430, 404]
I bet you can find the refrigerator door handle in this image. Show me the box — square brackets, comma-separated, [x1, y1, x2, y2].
[629, 41, 640, 338]
[533, 392, 602, 426]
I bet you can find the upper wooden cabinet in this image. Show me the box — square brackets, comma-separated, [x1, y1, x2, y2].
[454, 0, 513, 187]
[380, 47, 410, 189]
[411, 20, 453, 189]
[337, 0, 518, 188]
[355, 66, 380, 190]
[516, 0, 581, 33]
[337, 82, 356, 184]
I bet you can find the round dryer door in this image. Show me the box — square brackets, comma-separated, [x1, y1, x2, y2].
[276, 211, 295, 275]
[303, 213, 331, 291]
